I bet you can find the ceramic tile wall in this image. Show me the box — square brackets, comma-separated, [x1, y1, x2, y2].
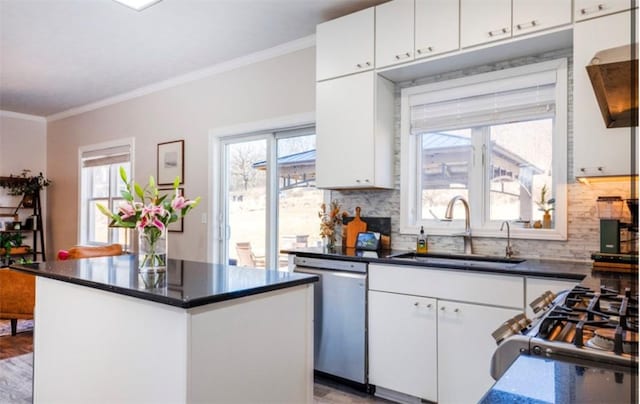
[331, 49, 637, 261]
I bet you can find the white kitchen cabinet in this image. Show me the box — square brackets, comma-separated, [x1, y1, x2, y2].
[368, 291, 437, 402]
[415, 0, 460, 60]
[316, 8, 374, 81]
[460, 0, 512, 48]
[368, 264, 524, 403]
[575, 0, 634, 21]
[437, 300, 521, 404]
[375, 0, 415, 69]
[573, 10, 635, 177]
[525, 277, 577, 319]
[512, 0, 572, 37]
[315, 71, 394, 189]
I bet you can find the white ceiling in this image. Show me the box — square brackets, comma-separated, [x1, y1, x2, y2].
[0, 0, 386, 118]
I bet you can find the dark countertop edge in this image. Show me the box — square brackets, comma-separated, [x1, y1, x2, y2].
[8, 264, 319, 309]
[282, 249, 587, 281]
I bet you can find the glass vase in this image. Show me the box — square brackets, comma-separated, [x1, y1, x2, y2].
[138, 228, 168, 289]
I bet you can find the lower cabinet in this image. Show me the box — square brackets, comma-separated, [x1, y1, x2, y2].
[437, 300, 521, 404]
[369, 291, 437, 402]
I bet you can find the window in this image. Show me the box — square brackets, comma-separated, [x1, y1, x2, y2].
[400, 59, 567, 240]
[216, 126, 326, 269]
[79, 140, 133, 248]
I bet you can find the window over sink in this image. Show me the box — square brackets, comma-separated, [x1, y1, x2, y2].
[400, 59, 568, 240]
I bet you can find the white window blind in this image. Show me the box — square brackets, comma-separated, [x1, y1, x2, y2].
[410, 70, 557, 133]
[81, 145, 130, 168]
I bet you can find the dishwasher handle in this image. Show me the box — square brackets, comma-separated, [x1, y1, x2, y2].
[295, 266, 366, 281]
[293, 256, 367, 273]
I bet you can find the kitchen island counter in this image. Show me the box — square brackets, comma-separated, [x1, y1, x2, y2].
[9, 256, 317, 403]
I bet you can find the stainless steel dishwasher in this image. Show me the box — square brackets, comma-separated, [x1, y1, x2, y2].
[293, 256, 367, 387]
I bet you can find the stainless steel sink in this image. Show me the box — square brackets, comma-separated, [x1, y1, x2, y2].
[388, 252, 526, 270]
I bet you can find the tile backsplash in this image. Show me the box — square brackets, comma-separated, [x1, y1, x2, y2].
[331, 49, 637, 262]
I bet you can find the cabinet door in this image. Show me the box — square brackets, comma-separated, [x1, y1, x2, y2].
[316, 8, 374, 81]
[575, 0, 634, 21]
[415, 0, 459, 59]
[573, 11, 634, 177]
[375, 0, 415, 69]
[437, 300, 521, 404]
[316, 72, 375, 188]
[369, 291, 437, 402]
[512, 0, 572, 36]
[460, 0, 512, 48]
[525, 277, 577, 319]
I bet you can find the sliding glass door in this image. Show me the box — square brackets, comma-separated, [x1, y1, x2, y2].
[219, 126, 324, 269]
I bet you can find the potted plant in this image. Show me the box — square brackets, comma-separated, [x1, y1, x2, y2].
[536, 184, 555, 229]
[0, 232, 28, 266]
[0, 169, 51, 208]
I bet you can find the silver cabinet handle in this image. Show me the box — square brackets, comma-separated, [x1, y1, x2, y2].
[440, 306, 446, 311]
[394, 52, 412, 60]
[355, 61, 371, 69]
[415, 302, 433, 308]
[515, 20, 538, 30]
[580, 4, 604, 15]
[454, 308, 460, 313]
[416, 46, 433, 54]
[488, 27, 510, 37]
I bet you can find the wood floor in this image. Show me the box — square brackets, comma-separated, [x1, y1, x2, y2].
[0, 320, 388, 403]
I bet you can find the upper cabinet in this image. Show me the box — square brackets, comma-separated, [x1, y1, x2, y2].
[375, 0, 415, 69]
[460, 0, 512, 48]
[316, 72, 394, 189]
[415, 0, 460, 60]
[575, 0, 634, 21]
[316, 8, 374, 81]
[512, 0, 572, 37]
[573, 10, 636, 177]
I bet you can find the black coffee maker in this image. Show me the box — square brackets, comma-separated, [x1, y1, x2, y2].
[592, 197, 638, 268]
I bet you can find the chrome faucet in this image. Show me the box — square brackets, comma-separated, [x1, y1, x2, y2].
[500, 221, 514, 259]
[443, 195, 473, 254]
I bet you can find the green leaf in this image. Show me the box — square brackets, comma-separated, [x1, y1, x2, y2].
[173, 176, 180, 189]
[119, 166, 128, 184]
[149, 176, 155, 189]
[121, 190, 133, 201]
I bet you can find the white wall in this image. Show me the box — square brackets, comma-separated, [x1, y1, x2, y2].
[46, 46, 316, 261]
[0, 112, 47, 218]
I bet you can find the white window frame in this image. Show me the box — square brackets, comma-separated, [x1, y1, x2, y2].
[209, 112, 327, 265]
[400, 59, 568, 240]
[78, 138, 135, 246]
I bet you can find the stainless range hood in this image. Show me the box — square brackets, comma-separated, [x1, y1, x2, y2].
[586, 44, 638, 128]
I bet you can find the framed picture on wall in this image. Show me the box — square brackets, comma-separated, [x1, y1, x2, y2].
[157, 140, 184, 185]
[160, 187, 184, 232]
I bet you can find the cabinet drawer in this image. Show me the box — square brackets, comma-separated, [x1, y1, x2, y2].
[369, 264, 524, 309]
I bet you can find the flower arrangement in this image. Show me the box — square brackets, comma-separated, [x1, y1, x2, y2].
[97, 167, 200, 270]
[318, 200, 347, 248]
[536, 184, 555, 214]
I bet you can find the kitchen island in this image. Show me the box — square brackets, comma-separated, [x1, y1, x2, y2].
[10, 256, 318, 404]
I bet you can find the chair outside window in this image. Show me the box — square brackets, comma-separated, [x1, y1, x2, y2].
[235, 242, 265, 268]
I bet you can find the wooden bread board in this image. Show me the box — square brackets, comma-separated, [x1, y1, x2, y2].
[345, 207, 367, 248]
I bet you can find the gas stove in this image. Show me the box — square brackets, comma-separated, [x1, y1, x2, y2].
[491, 285, 638, 380]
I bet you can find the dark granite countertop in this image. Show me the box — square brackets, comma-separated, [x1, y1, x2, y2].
[283, 247, 638, 292]
[9, 255, 318, 309]
[479, 354, 637, 403]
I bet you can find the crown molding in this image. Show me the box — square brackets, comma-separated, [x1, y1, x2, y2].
[47, 34, 316, 122]
[0, 110, 47, 123]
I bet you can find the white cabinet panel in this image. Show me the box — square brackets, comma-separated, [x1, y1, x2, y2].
[316, 72, 394, 189]
[369, 291, 437, 402]
[512, 0, 572, 36]
[415, 0, 460, 59]
[437, 300, 521, 404]
[316, 8, 374, 81]
[575, 0, 634, 21]
[573, 10, 635, 177]
[375, 0, 415, 69]
[369, 264, 524, 308]
[460, 0, 512, 48]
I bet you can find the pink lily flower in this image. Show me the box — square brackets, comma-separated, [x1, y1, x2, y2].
[118, 202, 137, 219]
[171, 195, 195, 210]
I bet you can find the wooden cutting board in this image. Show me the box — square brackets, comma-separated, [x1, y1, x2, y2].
[345, 207, 367, 248]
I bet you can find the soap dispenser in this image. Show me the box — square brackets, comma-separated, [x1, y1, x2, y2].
[417, 226, 428, 254]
